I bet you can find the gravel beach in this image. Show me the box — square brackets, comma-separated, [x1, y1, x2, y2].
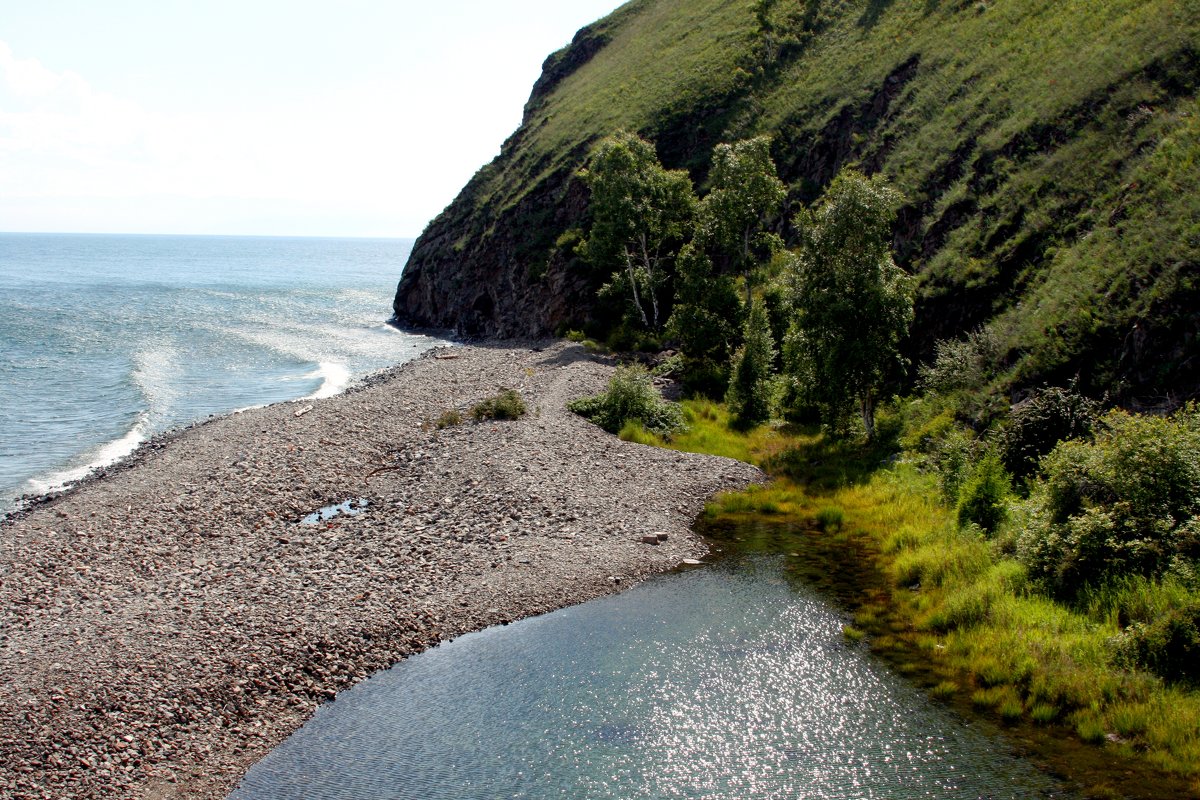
[0, 341, 762, 799]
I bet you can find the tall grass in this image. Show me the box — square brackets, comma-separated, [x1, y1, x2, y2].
[667, 398, 1200, 793]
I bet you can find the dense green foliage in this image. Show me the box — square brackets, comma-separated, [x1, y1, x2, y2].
[784, 169, 914, 438]
[997, 385, 1101, 480]
[578, 131, 697, 330]
[1016, 407, 1200, 600]
[665, 242, 742, 396]
[726, 303, 775, 427]
[955, 451, 1010, 534]
[699, 135, 786, 306]
[568, 363, 685, 436]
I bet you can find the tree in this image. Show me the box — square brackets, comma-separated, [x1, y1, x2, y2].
[578, 132, 697, 330]
[700, 136, 786, 309]
[727, 302, 776, 427]
[785, 168, 913, 440]
[666, 241, 743, 396]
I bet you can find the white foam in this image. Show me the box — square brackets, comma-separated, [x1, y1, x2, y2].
[131, 344, 180, 420]
[304, 361, 352, 400]
[24, 414, 150, 496]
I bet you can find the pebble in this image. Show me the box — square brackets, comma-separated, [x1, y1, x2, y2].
[0, 340, 760, 800]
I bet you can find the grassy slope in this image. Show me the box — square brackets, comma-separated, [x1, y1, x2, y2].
[426, 0, 1198, 402]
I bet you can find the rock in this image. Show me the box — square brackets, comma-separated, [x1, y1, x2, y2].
[0, 340, 762, 800]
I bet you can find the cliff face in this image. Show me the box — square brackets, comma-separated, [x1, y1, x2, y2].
[394, 0, 1200, 403]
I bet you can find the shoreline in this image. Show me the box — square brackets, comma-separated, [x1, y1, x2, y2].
[0, 340, 762, 800]
[2, 336, 450, 524]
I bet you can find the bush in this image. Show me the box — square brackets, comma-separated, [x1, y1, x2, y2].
[956, 451, 1012, 534]
[436, 409, 463, 429]
[998, 384, 1101, 479]
[1112, 600, 1200, 685]
[1017, 406, 1200, 598]
[470, 389, 527, 421]
[929, 425, 981, 503]
[919, 327, 1004, 396]
[568, 364, 685, 436]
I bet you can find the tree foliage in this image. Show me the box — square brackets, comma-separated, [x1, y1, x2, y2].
[727, 303, 776, 427]
[784, 168, 913, 439]
[700, 136, 786, 307]
[666, 242, 743, 396]
[578, 131, 696, 330]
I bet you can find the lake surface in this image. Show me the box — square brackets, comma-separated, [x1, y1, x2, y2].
[0, 233, 442, 512]
[230, 554, 1071, 799]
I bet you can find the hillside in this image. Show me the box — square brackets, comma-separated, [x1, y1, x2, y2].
[393, 0, 1200, 406]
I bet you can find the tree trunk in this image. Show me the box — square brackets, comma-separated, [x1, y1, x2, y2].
[624, 249, 649, 328]
[861, 391, 876, 442]
[639, 234, 659, 329]
[742, 226, 753, 310]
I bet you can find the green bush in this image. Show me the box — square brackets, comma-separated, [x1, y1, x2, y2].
[919, 327, 1004, 396]
[470, 389, 527, 421]
[568, 364, 685, 436]
[929, 425, 981, 504]
[998, 384, 1101, 480]
[1112, 600, 1200, 685]
[1017, 406, 1200, 598]
[956, 452, 1012, 534]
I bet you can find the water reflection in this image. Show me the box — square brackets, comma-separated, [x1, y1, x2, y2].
[230, 556, 1071, 799]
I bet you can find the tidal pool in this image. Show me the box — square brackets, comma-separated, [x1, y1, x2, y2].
[229, 553, 1071, 799]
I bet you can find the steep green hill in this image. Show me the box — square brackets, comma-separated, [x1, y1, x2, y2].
[393, 0, 1200, 406]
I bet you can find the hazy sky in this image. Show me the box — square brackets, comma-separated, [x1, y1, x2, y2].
[0, 1, 625, 237]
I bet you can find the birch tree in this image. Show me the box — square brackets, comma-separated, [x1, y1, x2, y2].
[578, 132, 696, 330]
[785, 168, 913, 440]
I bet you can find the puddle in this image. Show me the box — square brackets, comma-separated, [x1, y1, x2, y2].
[300, 498, 369, 525]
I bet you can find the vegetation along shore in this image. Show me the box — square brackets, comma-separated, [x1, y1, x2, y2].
[386, 0, 1200, 794]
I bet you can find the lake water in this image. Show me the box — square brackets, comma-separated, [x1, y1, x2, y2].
[229, 554, 1071, 800]
[0, 233, 442, 513]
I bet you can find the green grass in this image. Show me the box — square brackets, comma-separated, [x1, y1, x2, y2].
[421, 0, 1199, 403]
[664, 398, 1200, 794]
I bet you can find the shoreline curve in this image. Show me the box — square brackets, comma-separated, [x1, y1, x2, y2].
[0, 340, 761, 800]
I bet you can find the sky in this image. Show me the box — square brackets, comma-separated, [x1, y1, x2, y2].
[0, 0, 626, 238]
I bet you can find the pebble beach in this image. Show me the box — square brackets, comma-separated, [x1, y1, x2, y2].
[0, 341, 762, 799]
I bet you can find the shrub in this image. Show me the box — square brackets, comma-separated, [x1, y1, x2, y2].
[998, 384, 1101, 479]
[470, 389, 527, 421]
[930, 425, 981, 504]
[568, 363, 685, 436]
[1017, 406, 1200, 598]
[919, 326, 1004, 396]
[956, 451, 1012, 534]
[1112, 600, 1200, 685]
[435, 409, 463, 429]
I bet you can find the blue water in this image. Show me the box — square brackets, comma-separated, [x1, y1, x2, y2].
[0, 233, 442, 512]
[231, 556, 1071, 800]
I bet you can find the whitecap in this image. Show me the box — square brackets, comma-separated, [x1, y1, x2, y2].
[303, 362, 352, 400]
[24, 413, 151, 497]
